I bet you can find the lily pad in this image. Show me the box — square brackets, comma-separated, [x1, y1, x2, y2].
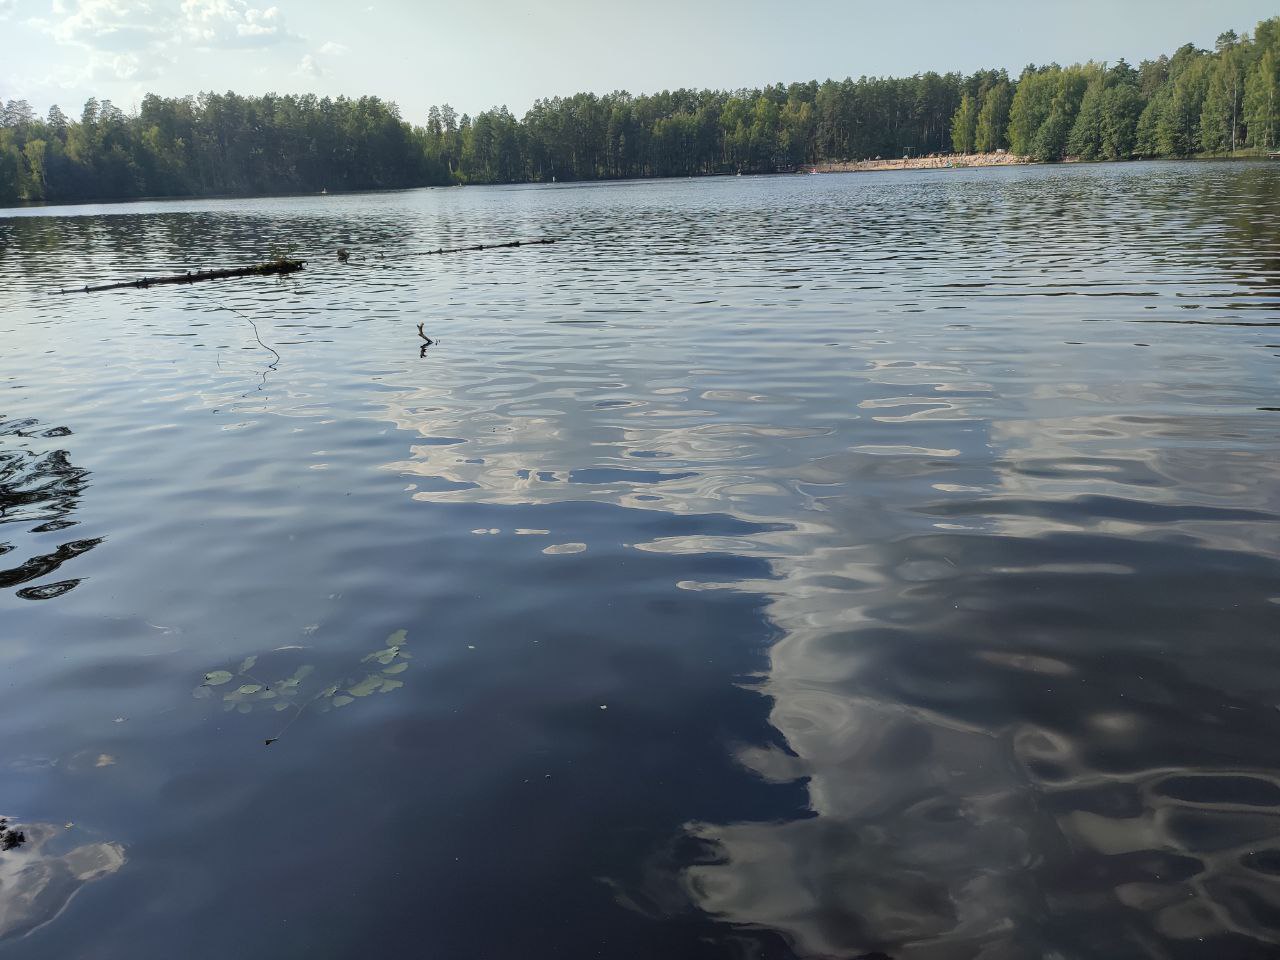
[194, 627, 413, 741]
[347, 676, 382, 697]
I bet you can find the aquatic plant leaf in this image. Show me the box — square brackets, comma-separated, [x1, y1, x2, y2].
[347, 676, 382, 697]
[195, 627, 414, 740]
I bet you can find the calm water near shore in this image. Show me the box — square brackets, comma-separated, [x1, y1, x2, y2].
[2, 162, 1280, 959]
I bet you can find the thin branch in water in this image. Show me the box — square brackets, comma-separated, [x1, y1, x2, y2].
[187, 287, 281, 372]
[244, 314, 282, 367]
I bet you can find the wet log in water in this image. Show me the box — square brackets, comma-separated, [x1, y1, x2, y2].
[401, 238, 559, 257]
[59, 238, 560, 293]
[60, 258, 305, 294]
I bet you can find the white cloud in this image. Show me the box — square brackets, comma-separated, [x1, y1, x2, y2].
[294, 53, 322, 79]
[33, 0, 301, 91]
[294, 41, 348, 81]
[88, 50, 162, 81]
[42, 0, 300, 57]
[48, 0, 164, 52]
[180, 0, 299, 48]
[0, 0, 16, 20]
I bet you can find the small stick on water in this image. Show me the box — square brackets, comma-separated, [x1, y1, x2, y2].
[264, 697, 318, 746]
[416, 322, 434, 346]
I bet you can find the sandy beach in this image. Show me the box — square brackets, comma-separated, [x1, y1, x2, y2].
[802, 151, 1033, 174]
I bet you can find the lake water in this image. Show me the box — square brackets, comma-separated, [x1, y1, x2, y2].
[2, 162, 1280, 959]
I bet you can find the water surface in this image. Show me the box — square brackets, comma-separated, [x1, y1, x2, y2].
[2, 163, 1280, 959]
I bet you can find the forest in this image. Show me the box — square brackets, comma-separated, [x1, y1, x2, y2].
[1, 16, 1278, 204]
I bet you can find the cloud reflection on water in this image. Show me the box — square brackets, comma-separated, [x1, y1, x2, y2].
[361, 169, 1280, 956]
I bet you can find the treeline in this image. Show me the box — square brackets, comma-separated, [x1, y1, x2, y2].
[1, 16, 1278, 204]
[952, 21, 1280, 161]
[0, 93, 445, 203]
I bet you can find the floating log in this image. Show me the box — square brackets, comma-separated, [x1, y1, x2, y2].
[406, 238, 558, 257]
[61, 258, 305, 294]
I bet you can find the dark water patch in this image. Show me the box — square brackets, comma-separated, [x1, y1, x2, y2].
[920, 493, 1277, 525]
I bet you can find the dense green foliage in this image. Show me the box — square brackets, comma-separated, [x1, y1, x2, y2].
[0, 93, 445, 204]
[2, 16, 1278, 204]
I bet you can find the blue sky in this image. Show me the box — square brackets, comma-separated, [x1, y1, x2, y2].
[2, 0, 1276, 123]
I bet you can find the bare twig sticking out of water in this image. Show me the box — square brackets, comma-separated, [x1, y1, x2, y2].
[416, 321, 436, 358]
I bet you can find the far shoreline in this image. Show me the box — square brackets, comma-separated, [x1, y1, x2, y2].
[2, 156, 1276, 215]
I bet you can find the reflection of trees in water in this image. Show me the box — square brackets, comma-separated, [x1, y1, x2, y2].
[0, 819, 26, 851]
[0, 415, 101, 600]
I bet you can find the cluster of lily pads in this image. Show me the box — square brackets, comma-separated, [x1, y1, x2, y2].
[193, 629, 411, 743]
